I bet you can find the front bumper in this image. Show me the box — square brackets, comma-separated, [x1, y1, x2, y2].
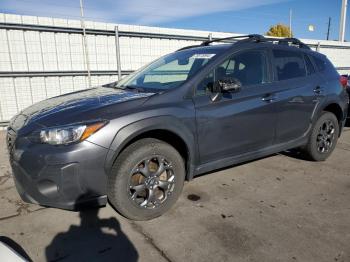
[8, 132, 110, 210]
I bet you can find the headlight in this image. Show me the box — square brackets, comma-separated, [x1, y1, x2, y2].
[40, 121, 107, 145]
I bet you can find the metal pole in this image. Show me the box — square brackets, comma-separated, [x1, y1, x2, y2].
[326, 17, 331, 40]
[5, 29, 20, 113]
[316, 42, 321, 52]
[22, 30, 34, 104]
[80, 0, 92, 87]
[289, 9, 292, 37]
[114, 26, 122, 80]
[38, 31, 48, 98]
[339, 0, 348, 42]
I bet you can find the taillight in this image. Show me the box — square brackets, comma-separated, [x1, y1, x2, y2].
[340, 75, 348, 88]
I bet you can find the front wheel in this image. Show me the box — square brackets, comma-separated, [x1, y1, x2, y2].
[303, 111, 339, 161]
[108, 138, 185, 220]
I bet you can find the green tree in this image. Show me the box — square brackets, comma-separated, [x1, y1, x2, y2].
[266, 24, 293, 37]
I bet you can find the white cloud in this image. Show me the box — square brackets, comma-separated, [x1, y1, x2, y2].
[107, 0, 289, 24]
[0, 0, 288, 25]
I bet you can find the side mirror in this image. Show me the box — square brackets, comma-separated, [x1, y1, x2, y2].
[217, 78, 242, 93]
[210, 78, 242, 102]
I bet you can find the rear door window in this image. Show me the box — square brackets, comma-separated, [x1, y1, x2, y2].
[273, 49, 307, 80]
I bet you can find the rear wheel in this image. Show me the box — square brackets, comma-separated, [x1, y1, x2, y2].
[303, 111, 339, 161]
[108, 138, 185, 220]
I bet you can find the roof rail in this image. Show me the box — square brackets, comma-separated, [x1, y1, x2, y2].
[175, 35, 263, 51]
[200, 34, 310, 49]
[261, 37, 311, 50]
[176, 34, 310, 51]
[200, 34, 264, 46]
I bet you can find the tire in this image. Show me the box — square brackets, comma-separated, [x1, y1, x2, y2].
[303, 111, 339, 161]
[108, 138, 185, 220]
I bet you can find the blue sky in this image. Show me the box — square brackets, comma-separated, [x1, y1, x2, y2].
[0, 0, 348, 41]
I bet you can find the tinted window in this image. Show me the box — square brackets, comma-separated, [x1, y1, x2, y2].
[304, 55, 316, 75]
[273, 49, 307, 80]
[197, 50, 268, 95]
[313, 56, 327, 72]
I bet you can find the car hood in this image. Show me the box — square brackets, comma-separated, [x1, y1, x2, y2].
[10, 86, 154, 132]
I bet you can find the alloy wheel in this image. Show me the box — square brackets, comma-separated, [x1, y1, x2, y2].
[128, 155, 175, 209]
[316, 119, 335, 153]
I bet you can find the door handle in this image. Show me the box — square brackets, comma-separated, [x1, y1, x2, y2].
[262, 94, 277, 103]
[313, 86, 323, 95]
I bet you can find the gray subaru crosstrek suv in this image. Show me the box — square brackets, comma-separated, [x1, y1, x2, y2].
[6, 35, 349, 220]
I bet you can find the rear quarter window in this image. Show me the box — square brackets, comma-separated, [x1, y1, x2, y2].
[312, 55, 338, 77]
[312, 55, 336, 72]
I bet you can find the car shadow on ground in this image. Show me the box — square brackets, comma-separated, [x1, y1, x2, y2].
[279, 149, 310, 161]
[45, 207, 138, 262]
[346, 118, 350, 127]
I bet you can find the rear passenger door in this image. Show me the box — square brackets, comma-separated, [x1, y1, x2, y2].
[271, 48, 320, 144]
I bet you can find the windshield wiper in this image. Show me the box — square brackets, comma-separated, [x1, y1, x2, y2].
[118, 85, 147, 92]
[102, 81, 118, 88]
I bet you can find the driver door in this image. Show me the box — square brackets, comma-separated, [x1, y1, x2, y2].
[193, 49, 278, 164]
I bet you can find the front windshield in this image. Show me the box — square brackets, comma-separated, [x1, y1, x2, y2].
[116, 48, 222, 90]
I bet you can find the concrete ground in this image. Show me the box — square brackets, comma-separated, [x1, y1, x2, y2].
[0, 128, 350, 262]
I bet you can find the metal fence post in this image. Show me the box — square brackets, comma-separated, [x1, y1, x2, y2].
[22, 29, 34, 104]
[115, 26, 122, 80]
[38, 30, 48, 98]
[5, 29, 20, 113]
[80, 0, 92, 88]
[316, 42, 321, 52]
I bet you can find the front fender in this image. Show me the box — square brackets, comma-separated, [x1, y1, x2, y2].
[104, 116, 197, 180]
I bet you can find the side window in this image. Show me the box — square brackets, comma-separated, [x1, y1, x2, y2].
[197, 72, 214, 95]
[312, 55, 338, 76]
[304, 55, 316, 75]
[313, 56, 327, 72]
[196, 50, 268, 95]
[273, 49, 307, 80]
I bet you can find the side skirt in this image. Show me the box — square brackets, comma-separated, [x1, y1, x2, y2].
[193, 136, 308, 177]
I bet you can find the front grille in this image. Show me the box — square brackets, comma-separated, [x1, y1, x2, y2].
[6, 128, 17, 151]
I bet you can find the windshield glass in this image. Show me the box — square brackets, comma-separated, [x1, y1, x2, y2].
[116, 48, 222, 90]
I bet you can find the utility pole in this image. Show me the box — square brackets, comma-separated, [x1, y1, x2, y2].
[80, 0, 91, 88]
[326, 17, 331, 40]
[289, 9, 292, 37]
[339, 0, 347, 42]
